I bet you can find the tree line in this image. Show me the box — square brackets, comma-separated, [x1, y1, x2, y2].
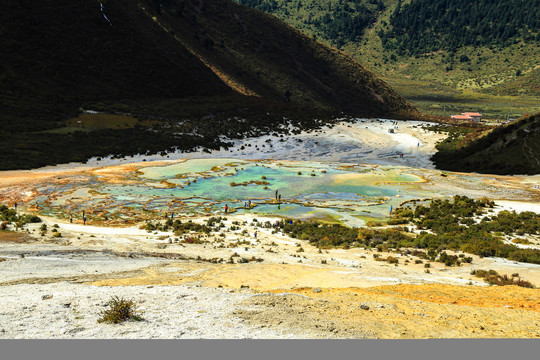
[382, 0, 540, 55]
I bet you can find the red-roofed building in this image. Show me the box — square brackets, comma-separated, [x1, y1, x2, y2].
[451, 115, 473, 120]
[462, 112, 482, 121]
[451, 112, 482, 122]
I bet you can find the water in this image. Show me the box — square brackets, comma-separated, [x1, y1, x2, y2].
[32, 158, 430, 225]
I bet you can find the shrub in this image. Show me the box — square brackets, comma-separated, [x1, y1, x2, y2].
[98, 296, 144, 324]
[472, 269, 534, 288]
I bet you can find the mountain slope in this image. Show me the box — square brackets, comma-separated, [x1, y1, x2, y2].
[0, 0, 412, 133]
[432, 113, 540, 175]
[235, 0, 540, 102]
[0, 0, 413, 170]
[0, 0, 232, 132]
[136, 0, 413, 115]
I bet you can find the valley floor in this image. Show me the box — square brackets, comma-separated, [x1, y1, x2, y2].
[0, 119, 539, 339]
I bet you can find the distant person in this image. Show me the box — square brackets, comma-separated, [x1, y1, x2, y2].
[171, 212, 174, 220]
[254, 231, 257, 239]
[248, 200, 251, 208]
[225, 204, 228, 214]
[417, 142, 420, 147]
[390, 206, 393, 214]
[278, 194, 281, 202]
[83, 217, 86, 225]
[14, 202, 17, 210]
[275, 190, 279, 199]
[70, 216, 73, 224]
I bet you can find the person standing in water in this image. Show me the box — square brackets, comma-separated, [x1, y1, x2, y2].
[275, 190, 279, 200]
[224, 204, 228, 214]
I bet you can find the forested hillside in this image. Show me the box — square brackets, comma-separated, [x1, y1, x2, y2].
[235, 0, 540, 116]
[236, 0, 383, 48]
[382, 0, 539, 55]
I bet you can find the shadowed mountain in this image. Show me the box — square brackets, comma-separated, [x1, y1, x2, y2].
[0, 0, 413, 170]
[0, 0, 412, 132]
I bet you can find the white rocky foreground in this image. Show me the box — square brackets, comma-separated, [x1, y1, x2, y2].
[0, 282, 305, 339]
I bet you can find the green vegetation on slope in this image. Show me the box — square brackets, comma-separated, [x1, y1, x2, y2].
[382, 0, 539, 55]
[235, 0, 540, 116]
[236, 0, 383, 47]
[432, 113, 540, 174]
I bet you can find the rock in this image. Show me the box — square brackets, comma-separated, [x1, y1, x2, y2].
[360, 305, 370, 311]
[313, 288, 322, 293]
[147, 285, 154, 289]
[41, 294, 53, 300]
[65, 327, 85, 335]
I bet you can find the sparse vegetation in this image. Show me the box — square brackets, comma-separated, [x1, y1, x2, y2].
[471, 269, 534, 288]
[279, 195, 540, 265]
[0, 205, 41, 227]
[98, 296, 144, 324]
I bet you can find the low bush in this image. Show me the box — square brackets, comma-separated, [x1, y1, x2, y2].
[472, 269, 534, 288]
[98, 296, 144, 324]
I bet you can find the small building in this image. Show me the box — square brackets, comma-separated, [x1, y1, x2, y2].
[462, 112, 482, 122]
[451, 112, 482, 122]
[451, 114, 473, 120]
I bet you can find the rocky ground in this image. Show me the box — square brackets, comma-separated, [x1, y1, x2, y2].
[0, 213, 539, 339]
[1, 119, 539, 339]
